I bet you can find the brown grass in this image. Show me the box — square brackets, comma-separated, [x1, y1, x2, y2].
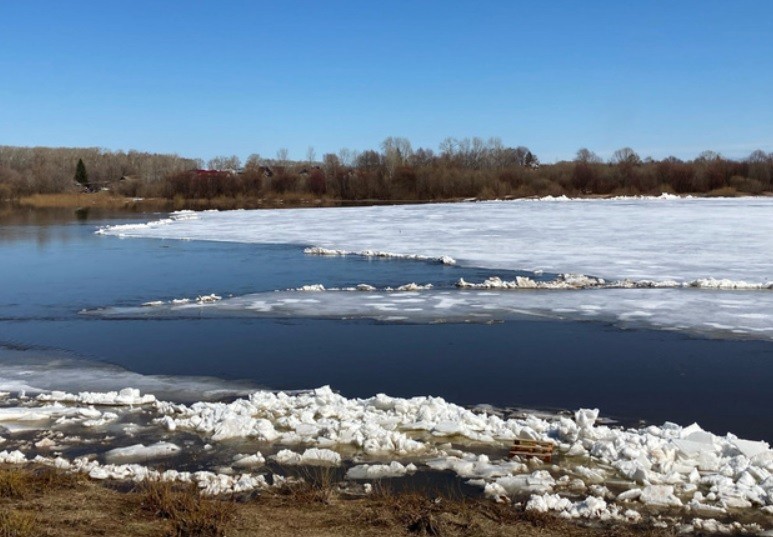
[137, 480, 236, 537]
[0, 464, 686, 537]
[0, 468, 29, 499]
[17, 193, 147, 209]
[705, 186, 741, 197]
[0, 509, 37, 537]
[0, 466, 84, 500]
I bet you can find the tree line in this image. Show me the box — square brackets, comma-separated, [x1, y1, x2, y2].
[1, 140, 772, 202]
[165, 139, 773, 201]
[0, 146, 199, 198]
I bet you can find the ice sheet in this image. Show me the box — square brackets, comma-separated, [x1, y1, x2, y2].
[88, 287, 773, 341]
[97, 198, 773, 283]
[0, 348, 258, 403]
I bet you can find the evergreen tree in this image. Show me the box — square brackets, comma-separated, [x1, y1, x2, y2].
[74, 158, 89, 187]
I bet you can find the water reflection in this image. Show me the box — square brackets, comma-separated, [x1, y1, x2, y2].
[0, 205, 156, 245]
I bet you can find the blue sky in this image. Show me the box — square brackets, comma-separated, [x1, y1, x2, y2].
[1, 1, 771, 163]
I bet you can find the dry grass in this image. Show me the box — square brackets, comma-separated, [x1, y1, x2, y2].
[0, 509, 37, 537]
[0, 464, 687, 537]
[137, 480, 236, 537]
[0, 468, 30, 499]
[18, 193, 142, 209]
[0, 466, 84, 500]
[705, 186, 741, 197]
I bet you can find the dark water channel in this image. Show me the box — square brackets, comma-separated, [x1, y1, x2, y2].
[1, 208, 772, 441]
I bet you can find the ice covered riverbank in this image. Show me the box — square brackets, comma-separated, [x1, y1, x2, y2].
[0, 386, 771, 533]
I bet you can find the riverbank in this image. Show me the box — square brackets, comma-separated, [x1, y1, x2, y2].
[0, 464, 678, 537]
[6, 188, 771, 213]
[7, 192, 437, 212]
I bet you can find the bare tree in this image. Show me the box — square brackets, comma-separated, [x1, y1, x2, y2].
[575, 148, 602, 164]
[276, 148, 289, 166]
[611, 147, 641, 166]
[305, 146, 316, 165]
[337, 148, 353, 167]
[696, 150, 721, 162]
[208, 155, 241, 171]
[244, 153, 262, 171]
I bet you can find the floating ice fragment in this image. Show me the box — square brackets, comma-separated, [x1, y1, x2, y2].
[104, 442, 181, 464]
[346, 461, 416, 479]
[232, 452, 265, 467]
[196, 294, 222, 303]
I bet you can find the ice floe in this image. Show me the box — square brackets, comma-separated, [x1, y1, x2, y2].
[87, 285, 773, 341]
[97, 199, 773, 283]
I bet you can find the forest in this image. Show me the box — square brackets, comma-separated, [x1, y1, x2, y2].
[1, 139, 772, 203]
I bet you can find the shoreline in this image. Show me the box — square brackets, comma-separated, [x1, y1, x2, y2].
[4, 190, 773, 213]
[0, 383, 771, 534]
[0, 463, 686, 537]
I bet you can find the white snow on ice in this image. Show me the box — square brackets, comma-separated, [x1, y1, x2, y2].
[97, 198, 773, 283]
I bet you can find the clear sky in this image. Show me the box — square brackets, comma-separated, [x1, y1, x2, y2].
[1, 1, 772, 164]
